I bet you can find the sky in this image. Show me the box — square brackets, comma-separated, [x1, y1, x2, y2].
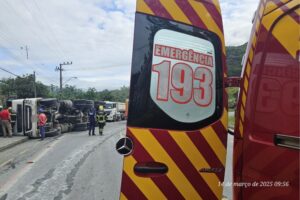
[0, 0, 259, 91]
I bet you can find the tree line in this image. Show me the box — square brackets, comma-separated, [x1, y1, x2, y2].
[0, 74, 129, 104]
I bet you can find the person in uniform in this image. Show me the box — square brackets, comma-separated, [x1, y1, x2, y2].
[96, 105, 106, 135]
[88, 107, 96, 136]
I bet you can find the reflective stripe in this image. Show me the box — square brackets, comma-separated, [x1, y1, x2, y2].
[170, 131, 222, 199]
[201, 127, 226, 166]
[136, 0, 154, 15]
[123, 156, 167, 199]
[130, 128, 202, 200]
[159, 0, 191, 24]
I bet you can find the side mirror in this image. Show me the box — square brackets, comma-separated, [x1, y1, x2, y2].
[228, 128, 235, 136]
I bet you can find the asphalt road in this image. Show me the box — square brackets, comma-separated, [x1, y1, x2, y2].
[0, 121, 233, 200]
[0, 121, 126, 200]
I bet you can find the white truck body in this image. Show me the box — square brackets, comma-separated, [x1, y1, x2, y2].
[104, 101, 125, 121]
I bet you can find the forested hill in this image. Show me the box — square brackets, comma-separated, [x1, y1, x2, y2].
[226, 43, 248, 76]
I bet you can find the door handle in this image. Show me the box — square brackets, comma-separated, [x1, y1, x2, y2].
[134, 162, 168, 177]
[274, 134, 300, 150]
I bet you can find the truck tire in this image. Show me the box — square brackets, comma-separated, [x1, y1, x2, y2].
[45, 128, 60, 137]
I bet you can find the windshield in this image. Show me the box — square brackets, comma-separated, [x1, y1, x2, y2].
[104, 103, 113, 109]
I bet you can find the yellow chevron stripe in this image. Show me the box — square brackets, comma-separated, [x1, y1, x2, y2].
[159, 0, 191, 25]
[245, 62, 251, 77]
[242, 91, 247, 107]
[212, 0, 222, 14]
[240, 106, 245, 122]
[248, 47, 254, 62]
[239, 120, 244, 137]
[201, 127, 226, 166]
[244, 77, 249, 93]
[136, 0, 154, 15]
[120, 192, 128, 200]
[255, 15, 261, 31]
[130, 128, 201, 200]
[188, 0, 225, 54]
[170, 131, 222, 199]
[252, 32, 257, 47]
[295, 8, 300, 15]
[262, 2, 299, 58]
[264, 0, 290, 15]
[123, 156, 167, 199]
[221, 108, 228, 131]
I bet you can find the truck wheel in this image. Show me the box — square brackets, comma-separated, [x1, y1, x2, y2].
[45, 129, 60, 137]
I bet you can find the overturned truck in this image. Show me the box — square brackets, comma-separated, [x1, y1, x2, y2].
[11, 98, 61, 138]
[56, 99, 94, 132]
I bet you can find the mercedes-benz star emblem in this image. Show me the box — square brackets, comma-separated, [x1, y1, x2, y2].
[116, 137, 133, 156]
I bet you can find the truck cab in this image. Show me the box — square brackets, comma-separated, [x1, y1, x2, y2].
[104, 101, 119, 121]
[12, 98, 60, 138]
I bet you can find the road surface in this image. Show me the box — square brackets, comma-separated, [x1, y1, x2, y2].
[0, 121, 233, 200]
[0, 121, 126, 200]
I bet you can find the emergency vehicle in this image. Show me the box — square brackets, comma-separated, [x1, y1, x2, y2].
[232, 0, 299, 199]
[116, 0, 228, 199]
[116, 0, 299, 199]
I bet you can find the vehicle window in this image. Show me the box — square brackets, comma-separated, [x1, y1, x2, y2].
[127, 14, 223, 130]
[150, 29, 216, 123]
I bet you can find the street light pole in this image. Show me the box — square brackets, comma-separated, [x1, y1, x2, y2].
[63, 76, 77, 86]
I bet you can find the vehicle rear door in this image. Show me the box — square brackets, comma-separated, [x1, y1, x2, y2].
[117, 0, 228, 199]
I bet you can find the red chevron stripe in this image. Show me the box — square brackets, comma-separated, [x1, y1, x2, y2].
[288, 8, 300, 24]
[202, 2, 223, 31]
[121, 172, 147, 200]
[143, 0, 172, 19]
[212, 121, 228, 147]
[150, 129, 218, 200]
[175, 0, 207, 29]
[188, 130, 225, 180]
[127, 129, 185, 199]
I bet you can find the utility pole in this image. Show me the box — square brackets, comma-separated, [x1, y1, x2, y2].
[21, 45, 36, 98]
[20, 45, 29, 60]
[55, 61, 72, 92]
[33, 71, 36, 98]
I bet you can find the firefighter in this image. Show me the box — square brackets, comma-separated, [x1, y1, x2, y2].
[38, 108, 47, 140]
[88, 107, 96, 136]
[96, 105, 106, 135]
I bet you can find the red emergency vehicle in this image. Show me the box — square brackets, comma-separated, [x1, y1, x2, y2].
[233, 0, 299, 199]
[116, 0, 299, 199]
[116, 0, 228, 199]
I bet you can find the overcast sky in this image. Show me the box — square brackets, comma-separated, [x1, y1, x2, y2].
[0, 0, 258, 90]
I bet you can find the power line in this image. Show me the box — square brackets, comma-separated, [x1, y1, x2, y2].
[1, 0, 64, 60]
[31, 0, 68, 60]
[23, 0, 66, 58]
[0, 67, 20, 77]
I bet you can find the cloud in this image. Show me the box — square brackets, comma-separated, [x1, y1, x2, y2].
[0, 0, 135, 90]
[220, 0, 259, 46]
[0, 0, 258, 90]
